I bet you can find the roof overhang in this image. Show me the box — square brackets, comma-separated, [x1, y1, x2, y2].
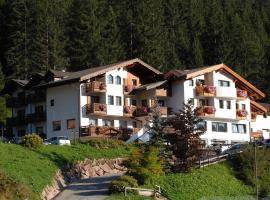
[250, 100, 267, 115]
[80, 58, 162, 82]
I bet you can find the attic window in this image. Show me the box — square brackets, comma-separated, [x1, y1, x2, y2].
[107, 74, 113, 84]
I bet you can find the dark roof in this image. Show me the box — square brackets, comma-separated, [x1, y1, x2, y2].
[37, 58, 161, 88]
[0, 79, 29, 95]
[12, 79, 29, 86]
[165, 66, 211, 79]
[133, 80, 167, 91]
[259, 103, 270, 115]
[48, 69, 72, 78]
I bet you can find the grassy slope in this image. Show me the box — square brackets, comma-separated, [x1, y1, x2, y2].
[108, 162, 254, 200]
[0, 143, 131, 197]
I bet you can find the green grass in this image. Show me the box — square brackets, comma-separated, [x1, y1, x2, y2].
[108, 162, 254, 200]
[0, 143, 131, 199]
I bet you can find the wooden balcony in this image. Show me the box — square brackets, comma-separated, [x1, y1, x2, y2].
[196, 85, 216, 97]
[155, 88, 168, 97]
[251, 112, 257, 122]
[123, 85, 134, 95]
[123, 105, 136, 117]
[7, 117, 27, 126]
[26, 92, 46, 104]
[159, 106, 169, 115]
[196, 106, 216, 117]
[26, 112, 46, 123]
[237, 89, 248, 99]
[86, 103, 107, 115]
[6, 97, 26, 108]
[134, 106, 151, 117]
[80, 126, 140, 139]
[85, 81, 106, 93]
[236, 109, 248, 120]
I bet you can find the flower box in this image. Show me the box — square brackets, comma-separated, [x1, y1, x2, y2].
[237, 89, 248, 98]
[204, 106, 216, 114]
[237, 109, 248, 117]
[204, 85, 216, 94]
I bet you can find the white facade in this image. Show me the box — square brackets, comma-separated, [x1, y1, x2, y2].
[46, 83, 80, 139]
[168, 70, 252, 145]
[251, 114, 270, 139]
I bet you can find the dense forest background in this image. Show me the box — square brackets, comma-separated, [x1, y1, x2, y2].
[0, 0, 270, 123]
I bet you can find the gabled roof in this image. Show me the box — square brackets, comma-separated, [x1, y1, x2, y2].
[133, 80, 167, 91]
[0, 79, 29, 95]
[251, 101, 267, 115]
[37, 58, 162, 88]
[165, 63, 266, 100]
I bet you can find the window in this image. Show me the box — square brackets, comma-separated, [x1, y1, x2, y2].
[108, 95, 114, 105]
[67, 119, 76, 129]
[188, 80, 194, 86]
[132, 121, 137, 128]
[36, 127, 44, 134]
[198, 99, 209, 106]
[103, 119, 113, 126]
[50, 99, 54, 106]
[241, 104, 246, 110]
[116, 96, 122, 106]
[131, 99, 137, 106]
[35, 105, 43, 113]
[196, 121, 207, 130]
[219, 100, 224, 109]
[141, 99, 148, 107]
[218, 80, 230, 87]
[132, 79, 137, 86]
[188, 98, 194, 105]
[232, 124, 246, 133]
[116, 76, 121, 85]
[226, 101, 231, 109]
[107, 74, 113, 84]
[158, 100, 165, 107]
[197, 79, 205, 85]
[53, 121, 61, 131]
[212, 122, 227, 132]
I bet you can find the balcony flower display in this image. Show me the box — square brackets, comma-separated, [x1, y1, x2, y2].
[99, 104, 106, 111]
[203, 106, 216, 114]
[99, 83, 105, 90]
[124, 106, 132, 113]
[237, 89, 248, 98]
[237, 109, 248, 117]
[204, 85, 216, 94]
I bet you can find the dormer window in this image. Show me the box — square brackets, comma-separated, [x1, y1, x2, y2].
[107, 74, 113, 84]
[116, 76, 121, 85]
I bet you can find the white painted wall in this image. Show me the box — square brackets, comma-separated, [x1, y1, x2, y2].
[46, 83, 80, 139]
[166, 80, 185, 113]
[251, 115, 270, 139]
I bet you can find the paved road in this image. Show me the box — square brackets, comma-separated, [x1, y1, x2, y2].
[53, 174, 121, 200]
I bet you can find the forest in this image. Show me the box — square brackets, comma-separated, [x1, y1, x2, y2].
[0, 0, 270, 124]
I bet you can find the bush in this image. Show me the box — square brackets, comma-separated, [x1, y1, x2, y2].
[229, 145, 270, 197]
[86, 138, 126, 149]
[126, 146, 164, 184]
[22, 134, 43, 149]
[109, 175, 138, 194]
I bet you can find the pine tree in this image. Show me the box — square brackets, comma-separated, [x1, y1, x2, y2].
[66, 0, 101, 71]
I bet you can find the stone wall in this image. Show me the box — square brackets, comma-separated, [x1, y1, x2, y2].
[41, 158, 126, 200]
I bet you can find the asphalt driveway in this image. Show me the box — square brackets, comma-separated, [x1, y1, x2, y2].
[53, 174, 121, 200]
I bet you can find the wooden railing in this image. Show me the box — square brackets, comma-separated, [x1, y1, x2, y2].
[251, 112, 257, 122]
[156, 88, 168, 97]
[123, 105, 136, 116]
[123, 85, 134, 94]
[236, 109, 248, 120]
[196, 106, 216, 117]
[85, 81, 106, 93]
[26, 112, 46, 123]
[237, 89, 248, 99]
[196, 85, 216, 97]
[80, 126, 140, 139]
[86, 103, 107, 115]
[134, 106, 151, 117]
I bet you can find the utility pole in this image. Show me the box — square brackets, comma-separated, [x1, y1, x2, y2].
[254, 140, 259, 200]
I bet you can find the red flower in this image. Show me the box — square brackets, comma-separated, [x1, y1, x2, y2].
[204, 106, 216, 114]
[204, 85, 216, 94]
[237, 110, 248, 117]
[237, 89, 248, 98]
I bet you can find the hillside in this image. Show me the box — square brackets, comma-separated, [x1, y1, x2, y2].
[0, 143, 131, 199]
[108, 162, 254, 200]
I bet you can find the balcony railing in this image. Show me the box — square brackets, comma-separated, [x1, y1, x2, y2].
[6, 97, 26, 108]
[123, 105, 136, 117]
[26, 93, 46, 103]
[85, 81, 106, 93]
[26, 112, 46, 123]
[134, 106, 151, 117]
[123, 85, 134, 94]
[196, 85, 216, 97]
[196, 106, 216, 117]
[155, 88, 168, 97]
[86, 103, 107, 115]
[251, 112, 257, 122]
[7, 117, 27, 126]
[237, 89, 248, 99]
[80, 126, 140, 139]
[236, 109, 248, 120]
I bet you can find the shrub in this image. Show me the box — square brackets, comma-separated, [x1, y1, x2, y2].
[86, 138, 126, 149]
[126, 146, 164, 184]
[229, 145, 270, 197]
[109, 175, 138, 194]
[22, 134, 43, 149]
